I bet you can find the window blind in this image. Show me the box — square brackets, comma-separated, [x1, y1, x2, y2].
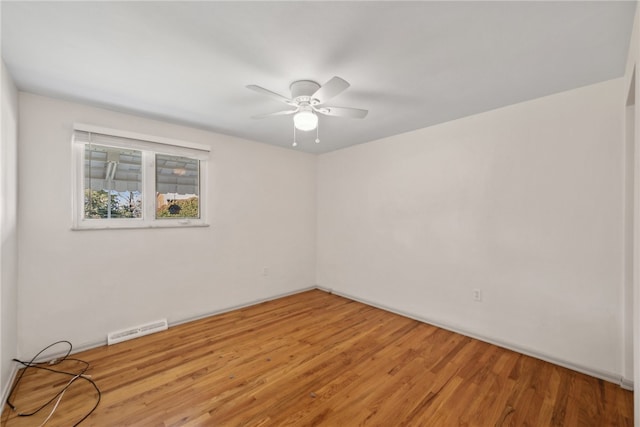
[73, 127, 210, 161]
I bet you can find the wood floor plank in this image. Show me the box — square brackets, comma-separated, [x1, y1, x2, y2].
[1, 290, 633, 426]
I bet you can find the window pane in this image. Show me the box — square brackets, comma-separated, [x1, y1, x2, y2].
[84, 145, 142, 219]
[155, 154, 199, 219]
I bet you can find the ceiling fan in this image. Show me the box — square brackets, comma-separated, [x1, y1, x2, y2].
[247, 76, 368, 146]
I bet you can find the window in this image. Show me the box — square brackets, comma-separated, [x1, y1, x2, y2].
[84, 145, 143, 220]
[72, 124, 209, 229]
[155, 154, 199, 219]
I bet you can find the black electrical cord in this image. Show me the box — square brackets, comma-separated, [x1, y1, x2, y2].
[5, 340, 101, 426]
[6, 340, 72, 411]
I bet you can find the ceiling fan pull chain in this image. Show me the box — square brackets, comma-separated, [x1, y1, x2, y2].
[292, 122, 298, 147]
[315, 123, 320, 144]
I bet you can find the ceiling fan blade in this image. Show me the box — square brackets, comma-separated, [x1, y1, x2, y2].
[246, 85, 296, 106]
[251, 109, 298, 119]
[314, 106, 368, 119]
[312, 76, 350, 104]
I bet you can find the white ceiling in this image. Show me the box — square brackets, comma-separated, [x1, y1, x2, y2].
[1, 1, 636, 153]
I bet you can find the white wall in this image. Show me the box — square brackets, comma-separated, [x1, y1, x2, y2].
[624, 97, 634, 386]
[0, 61, 19, 397]
[17, 93, 317, 357]
[622, 3, 640, 424]
[317, 78, 625, 379]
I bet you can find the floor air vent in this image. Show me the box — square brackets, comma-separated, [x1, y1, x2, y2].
[107, 319, 168, 345]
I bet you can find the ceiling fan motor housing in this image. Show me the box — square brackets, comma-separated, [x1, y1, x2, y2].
[290, 80, 321, 104]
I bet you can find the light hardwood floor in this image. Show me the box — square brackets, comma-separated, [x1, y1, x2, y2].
[2, 290, 633, 426]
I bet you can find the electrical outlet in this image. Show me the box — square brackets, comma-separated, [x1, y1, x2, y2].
[473, 288, 482, 302]
[263, 267, 269, 276]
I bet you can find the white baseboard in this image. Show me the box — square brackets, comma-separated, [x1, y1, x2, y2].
[1, 362, 20, 416]
[317, 286, 632, 390]
[14, 286, 319, 364]
[10, 283, 628, 409]
[3, 286, 318, 415]
[621, 377, 634, 391]
[170, 286, 317, 328]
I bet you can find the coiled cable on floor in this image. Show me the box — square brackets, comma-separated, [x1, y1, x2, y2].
[5, 340, 101, 426]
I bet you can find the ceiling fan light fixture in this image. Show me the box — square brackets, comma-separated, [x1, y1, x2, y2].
[247, 77, 368, 145]
[293, 109, 318, 131]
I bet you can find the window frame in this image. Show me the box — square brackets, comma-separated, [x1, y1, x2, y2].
[71, 124, 210, 230]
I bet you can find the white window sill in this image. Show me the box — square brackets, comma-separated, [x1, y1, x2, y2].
[71, 222, 210, 231]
